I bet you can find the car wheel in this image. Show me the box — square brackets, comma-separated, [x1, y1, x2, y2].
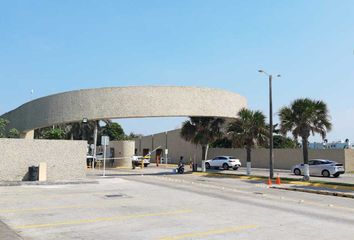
[222, 163, 229, 170]
[294, 168, 301, 176]
[205, 162, 210, 169]
[322, 170, 330, 177]
[333, 173, 340, 177]
[233, 166, 239, 170]
[333, 173, 340, 178]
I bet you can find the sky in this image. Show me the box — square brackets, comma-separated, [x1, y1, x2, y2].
[0, 0, 353, 142]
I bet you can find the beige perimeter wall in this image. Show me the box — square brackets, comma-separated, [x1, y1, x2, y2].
[208, 148, 353, 170]
[136, 129, 203, 164]
[0, 139, 87, 181]
[136, 129, 354, 171]
[344, 150, 354, 172]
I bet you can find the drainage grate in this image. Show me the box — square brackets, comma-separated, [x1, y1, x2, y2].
[253, 192, 264, 195]
[105, 194, 125, 198]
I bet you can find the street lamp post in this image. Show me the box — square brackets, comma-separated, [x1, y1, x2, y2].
[82, 118, 98, 170]
[258, 70, 280, 179]
[92, 121, 98, 170]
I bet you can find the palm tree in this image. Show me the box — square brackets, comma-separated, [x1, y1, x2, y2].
[278, 98, 332, 181]
[227, 108, 268, 175]
[66, 120, 103, 142]
[181, 117, 225, 162]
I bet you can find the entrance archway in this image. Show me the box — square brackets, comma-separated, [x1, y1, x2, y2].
[1, 86, 247, 138]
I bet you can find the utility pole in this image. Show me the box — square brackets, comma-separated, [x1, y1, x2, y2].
[259, 70, 281, 179]
[268, 74, 274, 179]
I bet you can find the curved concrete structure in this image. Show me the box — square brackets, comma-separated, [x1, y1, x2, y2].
[109, 141, 135, 168]
[1, 86, 247, 136]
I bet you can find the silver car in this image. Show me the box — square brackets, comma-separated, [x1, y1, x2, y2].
[291, 159, 345, 178]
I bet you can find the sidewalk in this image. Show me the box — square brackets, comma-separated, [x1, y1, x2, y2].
[0, 221, 22, 240]
[193, 168, 354, 198]
[271, 183, 354, 199]
[206, 167, 354, 185]
[0, 179, 98, 187]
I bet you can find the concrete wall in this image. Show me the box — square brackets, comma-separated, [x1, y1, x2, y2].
[0, 139, 87, 181]
[1, 86, 247, 135]
[108, 140, 135, 168]
[136, 129, 203, 164]
[345, 149, 354, 172]
[135, 129, 354, 171]
[208, 148, 352, 170]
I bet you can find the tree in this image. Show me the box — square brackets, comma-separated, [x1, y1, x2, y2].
[65, 122, 83, 140]
[7, 128, 20, 138]
[44, 128, 66, 139]
[102, 122, 125, 141]
[210, 137, 232, 148]
[34, 120, 129, 144]
[181, 117, 225, 161]
[35, 121, 100, 142]
[227, 108, 268, 175]
[0, 118, 9, 138]
[0, 118, 20, 138]
[273, 135, 297, 148]
[126, 132, 144, 140]
[278, 98, 332, 181]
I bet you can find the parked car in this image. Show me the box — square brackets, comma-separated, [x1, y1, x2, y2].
[205, 156, 241, 170]
[291, 159, 345, 178]
[86, 153, 104, 168]
[131, 155, 150, 167]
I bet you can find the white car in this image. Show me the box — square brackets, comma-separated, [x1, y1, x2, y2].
[291, 159, 345, 178]
[205, 156, 241, 170]
[131, 156, 150, 167]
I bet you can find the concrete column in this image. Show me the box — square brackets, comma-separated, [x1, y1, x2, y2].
[20, 130, 34, 139]
[109, 141, 135, 168]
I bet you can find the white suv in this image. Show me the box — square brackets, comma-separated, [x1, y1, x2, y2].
[131, 156, 150, 167]
[205, 156, 241, 170]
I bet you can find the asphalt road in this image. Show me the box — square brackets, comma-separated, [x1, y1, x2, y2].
[0, 168, 353, 240]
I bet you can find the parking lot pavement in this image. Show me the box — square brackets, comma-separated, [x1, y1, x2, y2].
[1, 169, 354, 240]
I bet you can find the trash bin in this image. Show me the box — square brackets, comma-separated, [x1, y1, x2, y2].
[192, 163, 198, 172]
[28, 166, 39, 181]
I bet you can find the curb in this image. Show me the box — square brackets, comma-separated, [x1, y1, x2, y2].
[0, 180, 99, 187]
[271, 186, 354, 199]
[192, 172, 354, 191]
[0, 220, 23, 240]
